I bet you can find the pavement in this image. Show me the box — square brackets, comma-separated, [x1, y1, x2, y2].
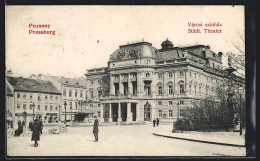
[152, 124, 246, 147]
[6, 124, 246, 157]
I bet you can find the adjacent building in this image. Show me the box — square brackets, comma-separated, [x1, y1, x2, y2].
[85, 39, 244, 123]
[37, 75, 92, 122]
[6, 76, 61, 129]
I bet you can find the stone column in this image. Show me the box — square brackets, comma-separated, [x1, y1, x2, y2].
[137, 72, 142, 96]
[163, 71, 167, 97]
[99, 104, 104, 122]
[128, 74, 132, 96]
[135, 103, 140, 122]
[117, 103, 122, 122]
[108, 103, 112, 122]
[126, 102, 131, 123]
[109, 75, 114, 96]
[119, 74, 123, 95]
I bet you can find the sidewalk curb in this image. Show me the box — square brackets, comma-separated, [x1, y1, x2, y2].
[153, 133, 245, 148]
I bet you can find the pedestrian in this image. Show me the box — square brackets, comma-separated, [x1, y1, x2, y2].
[31, 118, 41, 147]
[39, 119, 43, 134]
[14, 120, 23, 136]
[153, 118, 156, 127]
[29, 121, 33, 130]
[157, 118, 159, 126]
[93, 116, 99, 142]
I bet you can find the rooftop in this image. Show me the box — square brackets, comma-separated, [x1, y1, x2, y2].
[50, 76, 88, 88]
[6, 76, 61, 94]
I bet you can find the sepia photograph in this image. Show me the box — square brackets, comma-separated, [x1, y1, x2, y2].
[5, 5, 250, 157]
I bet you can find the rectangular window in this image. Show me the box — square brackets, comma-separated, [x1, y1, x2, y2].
[90, 90, 94, 98]
[158, 110, 162, 117]
[30, 104, 32, 110]
[190, 72, 192, 77]
[98, 91, 102, 98]
[189, 85, 192, 94]
[180, 110, 184, 117]
[194, 86, 197, 94]
[63, 89, 66, 96]
[23, 104, 26, 110]
[158, 101, 162, 106]
[168, 101, 173, 105]
[194, 73, 197, 79]
[169, 110, 173, 117]
[45, 105, 48, 111]
[75, 90, 78, 97]
[180, 84, 184, 93]
[50, 95, 53, 101]
[55, 96, 58, 101]
[98, 104, 101, 107]
[30, 94, 33, 100]
[45, 95, 48, 100]
[69, 90, 72, 97]
[80, 91, 83, 98]
[23, 93, 26, 99]
[69, 102, 72, 109]
[17, 93, 20, 99]
[90, 104, 93, 108]
[179, 100, 184, 105]
[168, 72, 172, 78]
[38, 105, 40, 110]
[158, 86, 163, 95]
[158, 73, 163, 79]
[75, 102, 77, 109]
[38, 94, 41, 101]
[55, 106, 58, 111]
[17, 103, 20, 109]
[179, 71, 184, 77]
[50, 105, 53, 111]
[98, 111, 101, 117]
[168, 85, 173, 94]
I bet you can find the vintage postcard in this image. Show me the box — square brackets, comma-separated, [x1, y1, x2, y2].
[5, 5, 249, 157]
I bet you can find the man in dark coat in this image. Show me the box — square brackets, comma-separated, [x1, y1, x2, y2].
[31, 119, 41, 147]
[156, 118, 159, 126]
[153, 119, 156, 127]
[93, 116, 99, 142]
[39, 119, 43, 134]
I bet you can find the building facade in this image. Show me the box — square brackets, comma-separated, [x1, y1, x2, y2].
[85, 39, 242, 124]
[6, 76, 61, 129]
[37, 75, 92, 122]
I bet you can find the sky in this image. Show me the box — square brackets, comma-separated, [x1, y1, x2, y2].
[6, 5, 245, 78]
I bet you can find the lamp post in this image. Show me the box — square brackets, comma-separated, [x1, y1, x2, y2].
[177, 102, 180, 120]
[238, 87, 244, 135]
[64, 101, 67, 124]
[31, 103, 35, 121]
[58, 105, 61, 122]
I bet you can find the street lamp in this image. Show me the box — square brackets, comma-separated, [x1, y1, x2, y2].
[31, 103, 35, 121]
[238, 87, 244, 135]
[64, 101, 67, 124]
[177, 102, 180, 120]
[58, 105, 61, 122]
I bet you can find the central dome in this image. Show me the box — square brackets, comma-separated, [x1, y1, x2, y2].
[161, 38, 174, 50]
[109, 42, 156, 61]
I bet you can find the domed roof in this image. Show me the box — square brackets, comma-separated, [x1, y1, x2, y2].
[109, 42, 156, 61]
[161, 39, 174, 50]
[161, 39, 173, 46]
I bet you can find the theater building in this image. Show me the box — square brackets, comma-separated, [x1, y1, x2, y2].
[85, 39, 235, 123]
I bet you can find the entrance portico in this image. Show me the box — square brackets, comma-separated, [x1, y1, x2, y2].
[103, 102, 138, 123]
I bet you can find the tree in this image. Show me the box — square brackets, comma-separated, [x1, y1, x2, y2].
[225, 31, 245, 78]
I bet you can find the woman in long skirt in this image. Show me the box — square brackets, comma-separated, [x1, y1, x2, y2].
[31, 119, 41, 147]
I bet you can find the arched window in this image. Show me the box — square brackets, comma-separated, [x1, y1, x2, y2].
[89, 88, 94, 98]
[157, 82, 163, 95]
[167, 81, 173, 94]
[178, 81, 185, 94]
